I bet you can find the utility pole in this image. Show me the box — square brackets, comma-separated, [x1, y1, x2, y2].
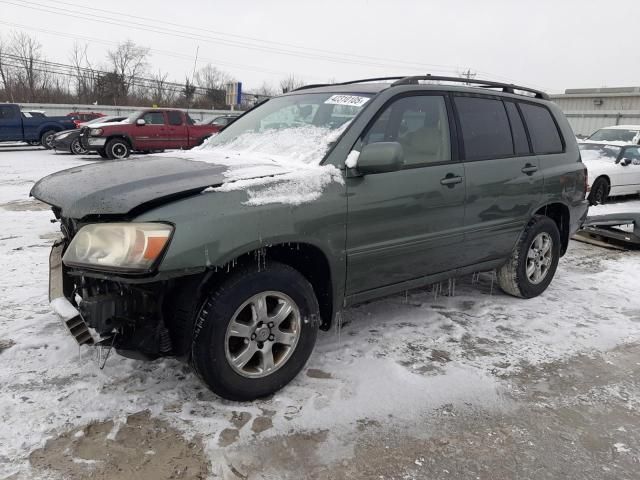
[460, 68, 477, 84]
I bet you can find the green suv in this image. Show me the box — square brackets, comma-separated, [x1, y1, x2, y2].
[32, 76, 589, 400]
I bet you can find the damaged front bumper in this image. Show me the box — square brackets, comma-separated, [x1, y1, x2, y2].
[48, 237, 182, 359]
[49, 239, 94, 346]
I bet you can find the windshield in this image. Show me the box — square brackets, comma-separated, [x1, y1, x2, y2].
[579, 143, 621, 162]
[588, 128, 639, 143]
[201, 92, 372, 164]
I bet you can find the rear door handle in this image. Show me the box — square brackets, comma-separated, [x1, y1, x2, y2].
[440, 174, 463, 187]
[521, 163, 538, 175]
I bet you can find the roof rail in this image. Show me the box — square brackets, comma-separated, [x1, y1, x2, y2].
[291, 77, 408, 92]
[391, 75, 549, 100]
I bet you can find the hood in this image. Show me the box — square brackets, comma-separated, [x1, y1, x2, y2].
[30, 156, 237, 219]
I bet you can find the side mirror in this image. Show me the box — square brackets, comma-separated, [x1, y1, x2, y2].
[355, 142, 404, 175]
[136, 118, 146, 126]
[620, 157, 632, 166]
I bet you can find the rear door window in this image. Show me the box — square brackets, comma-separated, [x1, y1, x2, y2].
[167, 111, 183, 126]
[0, 105, 17, 119]
[519, 103, 563, 154]
[504, 102, 531, 155]
[454, 96, 514, 161]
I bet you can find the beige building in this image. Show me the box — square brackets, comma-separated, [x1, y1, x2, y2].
[550, 87, 640, 137]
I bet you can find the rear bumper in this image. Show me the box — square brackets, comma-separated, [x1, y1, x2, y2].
[571, 200, 590, 237]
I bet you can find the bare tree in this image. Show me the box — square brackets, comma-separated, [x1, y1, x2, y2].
[253, 81, 276, 97]
[279, 74, 305, 93]
[106, 40, 150, 97]
[9, 31, 46, 101]
[194, 63, 232, 108]
[150, 69, 175, 106]
[70, 41, 100, 103]
[0, 35, 14, 101]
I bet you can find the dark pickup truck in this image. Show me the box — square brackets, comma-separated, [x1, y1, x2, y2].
[80, 108, 219, 159]
[0, 103, 76, 148]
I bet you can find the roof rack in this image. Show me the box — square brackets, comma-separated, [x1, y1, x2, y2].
[292, 77, 408, 92]
[391, 75, 549, 100]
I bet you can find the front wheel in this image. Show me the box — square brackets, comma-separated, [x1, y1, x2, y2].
[40, 130, 56, 149]
[105, 138, 131, 159]
[191, 262, 320, 401]
[97, 149, 109, 159]
[497, 215, 561, 299]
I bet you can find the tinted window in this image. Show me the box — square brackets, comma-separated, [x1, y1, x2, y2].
[142, 112, 165, 125]
[505, 102, 530, 155]
[167, 111, 183, 126]
[454, 96, 513, 160]
[363, 95, 451, 166]
[0, 105, 17, 120]
[519, 103, 563, 154]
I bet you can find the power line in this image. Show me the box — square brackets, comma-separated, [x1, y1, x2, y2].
[0, 0, 478, 76]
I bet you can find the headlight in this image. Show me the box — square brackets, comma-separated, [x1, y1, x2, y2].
[63, 223, 173, 272]
[89, 128, 103, 136]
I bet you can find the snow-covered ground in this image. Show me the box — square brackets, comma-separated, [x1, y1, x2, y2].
[1, 145, 640, 479]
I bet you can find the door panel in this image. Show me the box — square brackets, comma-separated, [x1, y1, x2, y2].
[345, 93, 465, 296]
[461, 157, 543, 265]
[0, 106, 22, 141]
[346, 164, 466, 294]
[133, 112, 166, 149]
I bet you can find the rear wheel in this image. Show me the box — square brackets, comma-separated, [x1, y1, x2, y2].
[191, 262, 320, 401]
[588, 177, 609, 205]
[40, 130, 56, 149]
[105, 138, 131, 159]
[70, 138, 88, 155]
[497, 215, 561, 299]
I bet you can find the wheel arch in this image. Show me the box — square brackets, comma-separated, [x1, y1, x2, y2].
[165, 241, 335, 358]
[534, 202, 571, 255]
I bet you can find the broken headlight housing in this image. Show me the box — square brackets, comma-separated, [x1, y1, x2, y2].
[63, 223, 173, 272]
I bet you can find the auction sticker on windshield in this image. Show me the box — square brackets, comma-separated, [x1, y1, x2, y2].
[324, 95, 370, 107]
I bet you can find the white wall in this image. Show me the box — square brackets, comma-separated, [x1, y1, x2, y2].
[17, 102, 235, 122]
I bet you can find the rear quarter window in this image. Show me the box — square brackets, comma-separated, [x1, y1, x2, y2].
[519, 103, 564, 154]
[454, 96, 514, 161]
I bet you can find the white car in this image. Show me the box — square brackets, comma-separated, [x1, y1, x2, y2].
[585, 125, 640, 145]
[579, 143, 640, 204]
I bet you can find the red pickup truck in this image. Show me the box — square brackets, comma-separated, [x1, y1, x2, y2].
[81, 108, 219, 159]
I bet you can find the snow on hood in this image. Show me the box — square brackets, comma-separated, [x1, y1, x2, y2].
[170, 124, 348, 206]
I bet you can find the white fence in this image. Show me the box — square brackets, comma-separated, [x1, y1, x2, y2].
[17, 102, 235, 123]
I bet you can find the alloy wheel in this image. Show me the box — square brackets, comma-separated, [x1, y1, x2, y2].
[526, 232, 553, 284]
[224, 291, 301, 378]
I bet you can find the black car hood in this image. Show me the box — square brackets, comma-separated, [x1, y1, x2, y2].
[31, 156, 234, 219]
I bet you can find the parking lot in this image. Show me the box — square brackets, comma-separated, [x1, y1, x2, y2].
[0, 145, 638, 479]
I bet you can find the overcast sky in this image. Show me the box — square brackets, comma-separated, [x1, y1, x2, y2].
[1, 0, 638, 94]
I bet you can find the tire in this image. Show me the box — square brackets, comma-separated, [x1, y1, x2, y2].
[497, 215, 561, 299]
[27, 140, 41, 147]
[588, 177, 609, 205]
[70, 138, 88, 155]
[105, 138, 131, 159]
[97, 149, 109, 159]
[40, 130, 56, 149]
[191, 262, 320, 401]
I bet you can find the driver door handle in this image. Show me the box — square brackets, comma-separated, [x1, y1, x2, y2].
[440, 174, 463, 187]
[521, 163, 538, 175]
